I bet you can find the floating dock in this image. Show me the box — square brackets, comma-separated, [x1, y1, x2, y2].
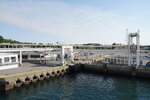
[0, 62, 69, 91]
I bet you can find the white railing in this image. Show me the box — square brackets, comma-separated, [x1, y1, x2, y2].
[0, 48, 54, 52]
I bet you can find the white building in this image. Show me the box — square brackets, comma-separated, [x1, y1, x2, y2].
[0, 53, 18, 70]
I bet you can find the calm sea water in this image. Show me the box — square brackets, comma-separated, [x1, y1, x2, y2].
[0, 73, 150, 100]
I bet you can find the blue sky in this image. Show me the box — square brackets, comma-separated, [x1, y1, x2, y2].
[0, 0, 150, 45]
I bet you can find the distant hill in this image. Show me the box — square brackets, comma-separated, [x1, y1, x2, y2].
[0, 35, 31, 44]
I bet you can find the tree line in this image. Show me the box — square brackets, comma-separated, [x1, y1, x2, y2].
[0, 35, 32, 44]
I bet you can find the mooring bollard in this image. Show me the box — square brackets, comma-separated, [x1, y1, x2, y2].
[14, 78, 22, 87]
[23, 77, 31, 85]
[51, 72, 56, 78]
[39, 74, 45, 81]
[0, 82, 14, 91]
[45, 73, 51, 79]
[31, 75, 39, 83]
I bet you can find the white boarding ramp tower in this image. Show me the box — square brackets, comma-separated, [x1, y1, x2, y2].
[128, 31, 140, 67]
[61, 46, 74, 66]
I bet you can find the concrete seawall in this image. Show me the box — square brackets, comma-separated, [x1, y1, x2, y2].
[70, 63, 150, 79]
[1, 63, 150, 92]
[0, 66, 69, 91]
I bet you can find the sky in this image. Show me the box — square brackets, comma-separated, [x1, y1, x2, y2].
[0, 0, 150, 45]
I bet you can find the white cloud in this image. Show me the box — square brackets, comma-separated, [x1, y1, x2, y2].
[0, 1, 148, 44]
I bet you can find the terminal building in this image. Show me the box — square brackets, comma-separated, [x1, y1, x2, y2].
[0, 31, 150, 70]
[0, 53, 18, 70]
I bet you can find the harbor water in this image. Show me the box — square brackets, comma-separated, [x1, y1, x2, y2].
[0, 73, 150, 100]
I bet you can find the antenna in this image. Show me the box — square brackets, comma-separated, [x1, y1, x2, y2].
[138, 29, 140, 36]
[138, 29, 140, 33]
[126, 29, 128, 34]
[124, 29, 128, 43]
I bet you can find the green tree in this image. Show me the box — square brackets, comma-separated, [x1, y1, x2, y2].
[0, 35, 4, 43]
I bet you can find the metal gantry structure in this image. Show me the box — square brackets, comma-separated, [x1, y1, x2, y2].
[61, 46, 74, 66]
[127, 31, 140, 67]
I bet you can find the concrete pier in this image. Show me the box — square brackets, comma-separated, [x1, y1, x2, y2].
[70, 63, 150, 79]
[0, 63, 69, 91]
[1, 62, 150, 92]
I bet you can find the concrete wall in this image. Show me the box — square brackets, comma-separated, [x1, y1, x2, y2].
[70, 63, 150, 79]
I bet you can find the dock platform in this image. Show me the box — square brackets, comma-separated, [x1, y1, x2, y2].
[70, 63, 150, 79]
[0, 62, 69, 91]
